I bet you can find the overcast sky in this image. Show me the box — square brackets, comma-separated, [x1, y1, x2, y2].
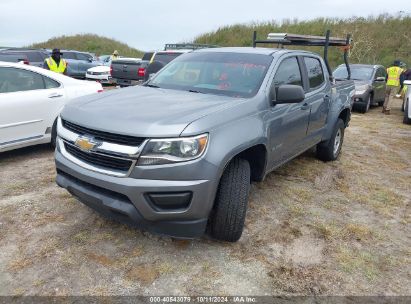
[0, 0, 410, 51]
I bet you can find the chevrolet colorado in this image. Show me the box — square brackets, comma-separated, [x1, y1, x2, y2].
[55, 31, 355, 242]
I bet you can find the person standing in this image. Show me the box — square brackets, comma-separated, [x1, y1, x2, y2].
[43, 48, 67, 74]
[383, 60, 404, 114]
[111, 50, 119, 61]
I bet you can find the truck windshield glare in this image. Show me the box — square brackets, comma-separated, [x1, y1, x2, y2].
[148, 52, 273, 98]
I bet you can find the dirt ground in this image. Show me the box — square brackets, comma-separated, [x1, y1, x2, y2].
[0, 98, 410, 296]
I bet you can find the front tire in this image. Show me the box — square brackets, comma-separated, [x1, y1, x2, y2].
[51, 119, 58, 148]
[359, 95, 371, 113]
[316, 119, 345, 161]
[209, 158, 251, 242]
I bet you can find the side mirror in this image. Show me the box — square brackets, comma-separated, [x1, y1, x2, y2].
[87, 58, 93, 63]
[375, 77, 386, 82]
[272, 84, 305, 104]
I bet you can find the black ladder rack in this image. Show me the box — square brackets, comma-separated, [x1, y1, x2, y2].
[252, 30, 352, 81]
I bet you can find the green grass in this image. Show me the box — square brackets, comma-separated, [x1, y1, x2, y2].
[193, 14, 411, 68]
[29, 34, 144, 58]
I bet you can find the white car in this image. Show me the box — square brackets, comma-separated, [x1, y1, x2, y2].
[403, 80, 411, 124]
[0, 61, 103, 152]
[86, 65, 112, 84]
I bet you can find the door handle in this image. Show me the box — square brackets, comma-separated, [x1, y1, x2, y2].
[301, 103, 310, 110]
[48, 93, 63, 98]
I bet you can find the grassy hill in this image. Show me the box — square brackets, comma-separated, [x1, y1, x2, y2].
[29, 34, 144, 58]
[194, 14, 411, 68]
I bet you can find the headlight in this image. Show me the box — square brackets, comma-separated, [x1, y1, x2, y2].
[137, 134, 208, 166]
[355, 85, 369, 95]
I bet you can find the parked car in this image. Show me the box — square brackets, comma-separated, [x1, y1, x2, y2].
[0, 48, 49, 67]
[60, 50, 100, 79]
[86, 65, 112, 84]
[403, 80, 411, 124]
[333, 64, 386, 113]
[110, 57, 147, 87]
[55, 31, 354, 242]
[0, 62, 103, 153]
[0, 53, 29, 64]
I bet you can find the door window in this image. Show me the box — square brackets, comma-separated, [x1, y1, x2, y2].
[76, 53, 92, 61]
[375, 68, 386, 79]
[0, 67, 45, 93]
[304, 57, 325, 89]
[273, 57, 303, 87]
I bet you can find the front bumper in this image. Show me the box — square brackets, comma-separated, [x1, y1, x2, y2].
[352, 91, 370, 106]
[55, 147, 216, 238]
[86, 73, 112, 84]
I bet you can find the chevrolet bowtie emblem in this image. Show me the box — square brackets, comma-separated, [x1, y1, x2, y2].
[75, 136, 100, 152]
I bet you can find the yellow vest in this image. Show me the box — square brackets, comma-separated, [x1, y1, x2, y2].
[386, 66, 403, 87]
[46, 57, 67, 73]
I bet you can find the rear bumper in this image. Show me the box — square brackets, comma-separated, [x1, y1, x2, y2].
[55, 149, 213, 238]
[114, 78, 142, 87]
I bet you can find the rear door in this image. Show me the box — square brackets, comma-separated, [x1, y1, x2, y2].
[302, 56, 329, 143]
[267, 56, 311, 168]
[0, 67, 65, 147]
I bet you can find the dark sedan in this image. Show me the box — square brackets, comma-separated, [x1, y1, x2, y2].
[333, 64, 386, 113]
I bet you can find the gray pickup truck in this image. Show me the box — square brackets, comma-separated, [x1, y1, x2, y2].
[55, 31, 355, 242]
[111, 58, 148, 87]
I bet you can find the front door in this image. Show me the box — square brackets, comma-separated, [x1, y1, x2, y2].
[0, 67, 64, 147]
[267, 56, 311, 169]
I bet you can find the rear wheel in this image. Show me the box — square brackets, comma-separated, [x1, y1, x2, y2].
[316, 119, 345, 161]
[404, 99, 411, 124]
[209, 158, 250, 242]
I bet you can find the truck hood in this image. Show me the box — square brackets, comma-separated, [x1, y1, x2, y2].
[61, 86, 240, 137]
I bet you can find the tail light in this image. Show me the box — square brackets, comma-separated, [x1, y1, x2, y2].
[23, 60, 29, 65]
[97, 89, 103, 93]
[110, 65, 113, 76]
[138, 68, 146, 77]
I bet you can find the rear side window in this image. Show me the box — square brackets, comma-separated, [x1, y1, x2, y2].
[304, 57, 324, 89]
[62, 52, 76, 60]
[0, 67, 45, 93]
[273, 57, 303, 87]
[24, 52, 44, 62]
[43, 76, 60, 89]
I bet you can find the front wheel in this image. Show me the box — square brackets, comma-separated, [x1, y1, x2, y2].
[51, 119, 58, 149]
[316, 119, 345, 161]
[359, 95, 371, 113]
[209, 158, 250, 242]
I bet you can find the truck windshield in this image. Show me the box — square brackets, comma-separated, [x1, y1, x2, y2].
[147, 52, 273, 98]
[333, 66, 374, 81]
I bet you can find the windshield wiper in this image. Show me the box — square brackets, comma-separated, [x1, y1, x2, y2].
[145, 84, 160, 88]
[188, 89, 204, 94]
